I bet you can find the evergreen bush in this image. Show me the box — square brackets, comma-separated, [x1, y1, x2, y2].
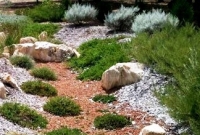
[46, 127, 86, 135]
[9, 55, 34, 70]
[64, 3, 98, 24]
[21, 80, 57, 97]
[0, 102, 48, 129]
[92, 94, 116, 104]
[31, 67, 57, 81]
[43, 96, 81, 116]
[132, 9, 179, 34]
[94, 113, 131, 130]
[105, 5, 139, 31]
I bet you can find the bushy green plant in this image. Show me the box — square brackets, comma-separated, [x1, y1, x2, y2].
[132, 9, 179, 34]
[43, 96, 81, 116]
[9, 55, 34, 70]
[94, 113, 131, 130]
[105, 5, 139, 31]
[21, 80, 57, 97]
[25, 0, 65, 22]
[0, 102, 48, 129]
[68, 38, 131, 80]
[131, 24, 200, 134]
[64, 3, 98, 24]
[46, 127, 86, 135]
[92, 94, 116, 104]
[169, 0, 194, 23]
[22, 23, 59, 38]
[31, 67, 57, 81]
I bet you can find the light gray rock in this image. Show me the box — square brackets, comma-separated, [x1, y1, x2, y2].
[102, 62, 144, 91]
[0, 81, 6, 99]
[20, 36, 38, 44]
[139, 124, 166, 135]
[12, 41, 76, 62]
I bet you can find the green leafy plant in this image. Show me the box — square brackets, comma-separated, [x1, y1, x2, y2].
[68, 38, 131, 80]
[21, 80, 57, 97]
[25, 0, 65, 22]
[105, 5, 139, 31]
[31, 67, 57, 81]
[43, 96, 81, 116]
[92, 94, 116, 104]
[132, 9, 179, 34]
[9, 55, 34, 70]
[46, 127, 86, 135]
[94, 113, 131, 130]
[131, 24, 200, 134]
[0, 102, 48, 129]
[64, 3, 98, 24]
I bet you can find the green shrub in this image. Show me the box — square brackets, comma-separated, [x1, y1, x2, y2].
[64, 3, 98, 24]
[68, 38, 131, 80]
[94, 113, 131, 130]
[0, 102, 48, 129]
[9, 55, 34, 70]
[92, 94, 116, 104]
[169, 0, 194, 23]
[132, 9, 179, 34]
[21, 80, 57, 97]
[31, 67, 57, 81]
[22, 23, 59, 38]
[104, 5, 139, 31]
[46, 127, 86, 135]
[43, 96, 81, 116]
[25, 0, 65, 22]
[131, 24, 200, 134]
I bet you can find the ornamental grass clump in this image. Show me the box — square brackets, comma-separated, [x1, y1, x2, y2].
[64, 3, 98, 24]
[9, 55, 34, 70]
[46, 127, 86, 135]
[21, 80, 57, 97]
[94, 113, 131, 130]
[31, 67, 57, 81]
[132, 9, 179, 34]
[43, 96, 81, 116]
[105, 5, 139, 31]
[0, 102, 48, 129]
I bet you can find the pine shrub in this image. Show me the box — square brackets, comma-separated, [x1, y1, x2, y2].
[43, 96, 81, 116]
[31, 67, 57, 81]
[64, 3, 98, 24]
[0, 102, 48, 129]
[132, 9, 179, 34]
[21, 80, 57, 97]
[94, 113, 131, 130]
[9, 55, 34, 70]
[92, 94, 116, 104]
[104, 5, 139, 31]
[46, 127, 86, 135]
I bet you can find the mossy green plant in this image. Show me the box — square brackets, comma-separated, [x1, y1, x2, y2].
[21, 80, 57, 97]
[43, 96, 81, 116]
[0, 102, 48, 129]
[31, 67, 57, 81]
[46, 127, 86, 135]
[92, 94, 116, 104]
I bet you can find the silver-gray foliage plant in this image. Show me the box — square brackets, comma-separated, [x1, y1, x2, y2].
[0, 14, 30, 24]
[104, 5, 139, 31]
[64, 3, 98, 24]
[132, 9, 179, 33]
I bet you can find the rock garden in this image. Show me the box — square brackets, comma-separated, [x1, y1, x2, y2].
[0, 0, 199, 135]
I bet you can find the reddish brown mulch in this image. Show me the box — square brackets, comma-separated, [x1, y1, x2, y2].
[36, 62, 164, 135]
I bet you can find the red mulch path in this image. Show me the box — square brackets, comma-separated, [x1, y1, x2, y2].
[36, 62, 164, 135]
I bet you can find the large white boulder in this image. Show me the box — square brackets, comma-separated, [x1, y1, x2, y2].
[139, 124, 166, 135]
[13, 41, 76, 62]
[0, 73, 21, 92]
[0, 81, 6, 99]
[101, 62, 144, 91]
